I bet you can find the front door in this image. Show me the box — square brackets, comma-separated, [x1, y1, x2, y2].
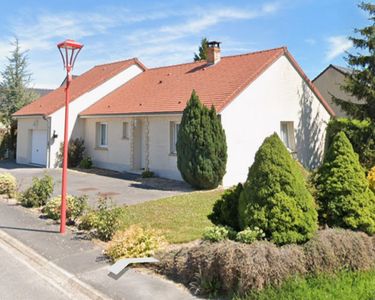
[31, 130, 47, 166]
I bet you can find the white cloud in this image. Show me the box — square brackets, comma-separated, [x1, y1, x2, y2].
[325, 35, 352, 60]
[305, 38, 316, 45]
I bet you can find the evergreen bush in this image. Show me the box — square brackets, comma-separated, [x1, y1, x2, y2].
[208, 183, 243, 231]
[368, 166, 375, 192]
[56, 138, 86, 168]
[238, 133, 318, 245]
[315, 132, 375, 234]
[176, 90, 227, 189]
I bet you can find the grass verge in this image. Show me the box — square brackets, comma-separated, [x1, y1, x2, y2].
[236, 269, 375, 300]
[121, 190, 223, 243]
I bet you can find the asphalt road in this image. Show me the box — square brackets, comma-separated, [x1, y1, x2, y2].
[0, 244, 66, 300]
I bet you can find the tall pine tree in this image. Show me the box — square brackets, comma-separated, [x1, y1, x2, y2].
[333, 2, 375, 120]
[176, 90, 227, 189]
[193, 37, 209, 61]
[0, 38, 36, 155]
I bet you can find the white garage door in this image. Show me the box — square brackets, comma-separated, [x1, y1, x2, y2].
[31, 130, 47, 166]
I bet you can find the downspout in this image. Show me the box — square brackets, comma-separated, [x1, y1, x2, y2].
[43, 115, 51, 168]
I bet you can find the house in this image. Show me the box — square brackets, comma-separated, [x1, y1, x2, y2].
[13, 44, 334, 187]
[313, 64, 358, 117]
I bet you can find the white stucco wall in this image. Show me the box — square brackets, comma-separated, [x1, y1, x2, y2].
[16, 117, 48, 164]
[82, 115, 182, 180]
[48, 64, 143, 167]
[220, 54, 331, 186]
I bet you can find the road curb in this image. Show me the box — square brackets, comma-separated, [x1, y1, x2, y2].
[0, 229, 111, 300]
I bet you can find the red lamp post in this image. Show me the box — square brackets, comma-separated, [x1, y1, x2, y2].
[57, 39, 83, 234]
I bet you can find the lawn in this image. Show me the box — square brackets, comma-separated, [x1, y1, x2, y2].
[121, 190, 223, 243]
[236, 269, 375, 300]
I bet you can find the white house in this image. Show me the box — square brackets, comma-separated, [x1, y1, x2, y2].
[14, 44, 334, 187]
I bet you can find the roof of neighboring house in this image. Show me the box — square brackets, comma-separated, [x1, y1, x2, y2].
[312, 64, 353, 82]
[14, 58, 145, 117]
[81, 47, 334, 116]
[29, 88, 53, 97]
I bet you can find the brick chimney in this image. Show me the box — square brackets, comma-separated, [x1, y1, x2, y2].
[207, 41, 221, 65]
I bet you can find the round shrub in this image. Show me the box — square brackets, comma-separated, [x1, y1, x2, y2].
[79, 156, 92, 169]
[235, 227, 265, 244]
[368, 166, 375, 192]
[202, 226, 236, 242]
[0, 173, 17, 198]
[105, 225, 167, 261]
[44, 195, 88, 223]
[20, 175, 53, 207]
[208, 183, 243, 231]
[315, 132, 375, 234]
[238, 133, 318, 245]
[176, 90, 227, 189]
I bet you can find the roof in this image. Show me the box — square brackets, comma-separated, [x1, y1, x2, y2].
[14, 58, 145, 117]
[28, 88, 53, 98]
[312, 64, 353, 83]
[82, 47, 334, 117]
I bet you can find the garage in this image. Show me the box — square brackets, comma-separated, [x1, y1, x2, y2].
[31, 130, 47, 166]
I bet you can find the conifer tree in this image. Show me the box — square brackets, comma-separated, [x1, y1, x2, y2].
[0, 38, 36, 155]
[315, 131, 375, 234]
[333, 2, 375, 120]
[194, 37, 209, 61]
[238, 133, 318, 245]
[176, 90, 227, 189]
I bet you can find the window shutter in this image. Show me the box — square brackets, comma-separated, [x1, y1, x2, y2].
[95, 122, 100, 147]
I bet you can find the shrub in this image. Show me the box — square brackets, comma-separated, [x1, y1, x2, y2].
[314, 132, 375, 234]
[208, 183, 243, 231]
[0, 173, 17, 198]
[141, 170, 154, 178]
[157, 229, 375, 296]
[44, 195, 88, 223]
[236, 227, 265, 244]
[176, 90, 227, 189]
[325, 118, 375, 170]
[202, 226, 235, 242]
[368, 166, 375, 192]
[238, 133, 318, 245]
[157, 240, 306, 296]
[105, 225, 167, 261]
[304, 229, 375, 274]
[78, 196, 126, 241]
[56, 138, 86, 168]
[20, 175, 53, 207]
[79, 156, 92, 169]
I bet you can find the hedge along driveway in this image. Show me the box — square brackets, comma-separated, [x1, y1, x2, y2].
[0, 161, 191, 206]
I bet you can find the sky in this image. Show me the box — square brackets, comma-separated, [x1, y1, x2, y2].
[0, 0, 368, 89]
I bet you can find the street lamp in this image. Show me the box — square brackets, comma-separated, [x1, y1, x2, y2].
[57, 39, 83, 234]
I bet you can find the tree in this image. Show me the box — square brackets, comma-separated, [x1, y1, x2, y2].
[176, 90, 227, 189]
[0, 38, 37, 156]
[314, 131, 375, 234]
[194, 37, 209, 61]
[238, 133, 318, 245]
[333, 2, 375, 120]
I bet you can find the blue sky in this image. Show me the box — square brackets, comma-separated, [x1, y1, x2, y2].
[0, 0, 367, 88]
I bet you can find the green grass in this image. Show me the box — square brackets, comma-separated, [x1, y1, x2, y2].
[121, 190, 223, 243]
[236, 270, 375, 300]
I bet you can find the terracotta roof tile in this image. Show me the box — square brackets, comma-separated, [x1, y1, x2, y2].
[14, 58, 144, 117]
[81, 47, 287, 116]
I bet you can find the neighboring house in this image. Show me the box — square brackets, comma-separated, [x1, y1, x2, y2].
[313, 64, 358, 118]
[13, 45, 334, 186]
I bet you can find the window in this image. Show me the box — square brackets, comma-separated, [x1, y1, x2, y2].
[122, 122, 129, 139]
[96, 122, 108, 147]
[170, 122, 180, 154]
[280, 121, 296, 151]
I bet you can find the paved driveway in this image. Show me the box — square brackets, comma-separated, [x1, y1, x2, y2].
[0, 161, 191, 206]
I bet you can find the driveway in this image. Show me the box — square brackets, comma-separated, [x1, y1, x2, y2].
[0, 161, 192, 206]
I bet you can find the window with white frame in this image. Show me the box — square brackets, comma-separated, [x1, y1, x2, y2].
[96, 122, 108, 147]
[170, 122, 180, 154]
[280, 121, 296, 151]
[122, 122, 129, 139]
